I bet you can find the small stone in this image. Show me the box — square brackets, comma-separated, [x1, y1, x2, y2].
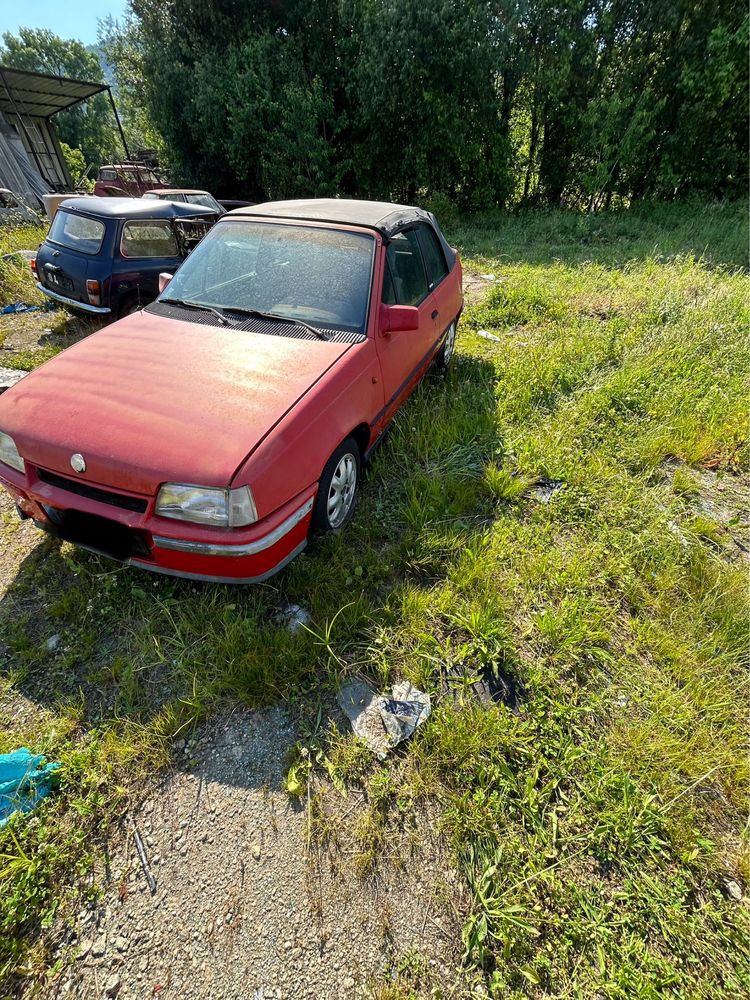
[114, 936, 128, 952]
[251, 844, 261, 861]
[46, 634, 61, 652]
[343, 977, 355, 989]
[723, 878, 743, 902]
[77, 938, 92, 959]
[91, 935, 106, 957]
[104, 974, 121, 996]
[143, 799, 154, 814]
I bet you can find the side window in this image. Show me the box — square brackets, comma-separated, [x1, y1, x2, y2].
[120, 220, 178, 258]
[415, 224, 448, 289]
[385, 230, 428, 306]
[381, 260, 396, 305]
[99, 169, 117, 182]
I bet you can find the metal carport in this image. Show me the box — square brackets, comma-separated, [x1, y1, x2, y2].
[0, 64, 128, 203]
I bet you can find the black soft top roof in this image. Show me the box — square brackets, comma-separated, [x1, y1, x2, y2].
[58, 196, 216, 220]
[231, 198, 456, 263]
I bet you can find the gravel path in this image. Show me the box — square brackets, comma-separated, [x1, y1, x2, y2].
[60, 707, 464, 999]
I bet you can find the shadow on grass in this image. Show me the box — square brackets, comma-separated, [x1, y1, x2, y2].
[449, 200, 749, 272]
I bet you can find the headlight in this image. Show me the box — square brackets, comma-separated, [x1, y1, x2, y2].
[155, 483, 257, 527]
[0, 431, 25, 473]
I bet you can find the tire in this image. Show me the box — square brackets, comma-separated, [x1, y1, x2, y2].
[435, 319, 457, 371]
[118, 297, 145, 319]
[311, 437, 361, 535]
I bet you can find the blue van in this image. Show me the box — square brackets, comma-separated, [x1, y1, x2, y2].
[35, 197, 218, 319]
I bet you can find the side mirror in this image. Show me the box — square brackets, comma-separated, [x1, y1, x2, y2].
[380, 303, 419, 334]
[158, 272, 173, 294]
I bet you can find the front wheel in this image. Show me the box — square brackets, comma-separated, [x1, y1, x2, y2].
[311, 437, 361, 534]
[435, 320, 457, 370]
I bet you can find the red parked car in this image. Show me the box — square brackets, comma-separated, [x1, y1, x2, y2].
[0, 199, 462, 583]
[94, 163, 167, 198]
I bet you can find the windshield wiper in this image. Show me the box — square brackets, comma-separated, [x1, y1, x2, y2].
[160, 297, 234, 327]
[225, 306, 329, 341]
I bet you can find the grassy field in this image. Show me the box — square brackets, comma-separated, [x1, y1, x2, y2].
[0, 201, 748, 997]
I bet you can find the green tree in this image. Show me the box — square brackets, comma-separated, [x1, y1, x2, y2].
[97, 15, 164, 161]
[114, 0, 748, 206]
[0, 28, 122, 171]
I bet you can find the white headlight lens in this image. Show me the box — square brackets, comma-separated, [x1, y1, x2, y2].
[155, 484, 257, 527]
[0, 431, 25, 473]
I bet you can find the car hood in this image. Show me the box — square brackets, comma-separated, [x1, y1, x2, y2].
[0, 310, 351, 495]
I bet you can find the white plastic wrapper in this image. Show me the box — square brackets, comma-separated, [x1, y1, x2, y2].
[337, 679, 431, 759]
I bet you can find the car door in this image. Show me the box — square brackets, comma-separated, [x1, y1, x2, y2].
[375, 229, 438, 424]
[414, 222, 459, 343]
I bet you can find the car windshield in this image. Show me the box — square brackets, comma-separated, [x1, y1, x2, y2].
[48, 210, 106, 255]
[162, 221, 375, 333]
[185, 192, 223, 213]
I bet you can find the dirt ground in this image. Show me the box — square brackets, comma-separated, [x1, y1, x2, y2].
[54, 708, 466, 1000]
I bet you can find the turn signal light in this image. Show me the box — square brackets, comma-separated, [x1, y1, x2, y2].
[86, 279, 101, 306]
[30, 257, 37, 276]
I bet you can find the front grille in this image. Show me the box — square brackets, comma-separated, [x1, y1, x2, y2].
[37, 468, 148, 513]
[38, 508, 152, 562]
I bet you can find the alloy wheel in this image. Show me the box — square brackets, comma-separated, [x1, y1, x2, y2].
[327, 452, 358, 528]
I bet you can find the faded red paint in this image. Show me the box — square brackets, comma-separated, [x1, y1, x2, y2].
[0, 212, 463, 583]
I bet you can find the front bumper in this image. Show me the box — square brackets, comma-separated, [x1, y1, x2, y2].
[36, 282, 111, 315]
[0, 463, 315, 583]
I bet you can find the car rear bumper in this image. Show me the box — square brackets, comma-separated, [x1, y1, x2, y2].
[0, 464, 315, 583]
[36, 282, 111, 315]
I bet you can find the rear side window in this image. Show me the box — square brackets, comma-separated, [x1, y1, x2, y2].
[416, 224, 448, 289]
[48, 211, 105, 255]
[99, 169, 117, 181]
[385, 230, 428, 306]
[121, 220, 178, 258]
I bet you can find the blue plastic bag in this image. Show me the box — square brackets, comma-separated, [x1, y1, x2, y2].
[1, 302, 39, 314]
[0, 748, 61, 828]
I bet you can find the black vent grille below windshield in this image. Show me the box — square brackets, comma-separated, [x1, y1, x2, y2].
[145, 300, 365, 344]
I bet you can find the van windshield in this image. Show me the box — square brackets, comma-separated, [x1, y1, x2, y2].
[48, 211, 105, 255]
[161, 220, 375, 333]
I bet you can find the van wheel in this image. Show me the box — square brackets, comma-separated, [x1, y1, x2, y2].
[311, 437, 361, 534]
[119, 298, 143, 318]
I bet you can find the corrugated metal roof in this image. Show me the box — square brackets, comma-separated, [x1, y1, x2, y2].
[0, 65, 108, 118]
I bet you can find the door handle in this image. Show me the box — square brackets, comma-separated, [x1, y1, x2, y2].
[431, 309, 439, 320]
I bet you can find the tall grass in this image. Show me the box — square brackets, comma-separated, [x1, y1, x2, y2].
[0, 202, 748, 996]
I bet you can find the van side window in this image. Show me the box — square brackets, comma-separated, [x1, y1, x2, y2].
[121, 220, 178, 258]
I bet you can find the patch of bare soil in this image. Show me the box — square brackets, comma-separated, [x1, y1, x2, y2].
[56, 708, 466, 1000]
[461, 270, 498, 306]
[0, 491, 40, 602]
[665, 458, 750, 563]
[0, 309, 102, 357]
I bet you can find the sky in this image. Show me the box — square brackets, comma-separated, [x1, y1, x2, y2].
[0, 0, 129, 48]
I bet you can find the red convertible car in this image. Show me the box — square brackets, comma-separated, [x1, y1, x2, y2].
[0, 199, 462, 583]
